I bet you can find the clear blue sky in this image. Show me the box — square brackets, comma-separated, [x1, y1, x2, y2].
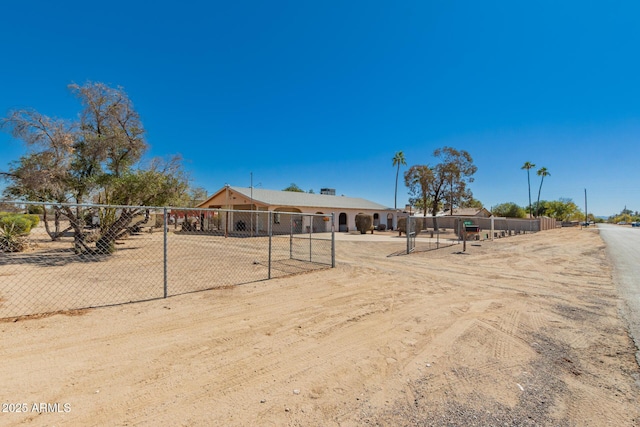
[1, 1, 638, 216]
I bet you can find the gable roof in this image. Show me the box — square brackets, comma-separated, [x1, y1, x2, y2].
[445, 207, 492, 216]
[201, 186, 393, 211]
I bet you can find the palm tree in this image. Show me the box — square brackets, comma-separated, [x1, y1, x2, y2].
[521, 161, 536, 218]
[535, 167, 550, 217]
[392, 151, 407, 210]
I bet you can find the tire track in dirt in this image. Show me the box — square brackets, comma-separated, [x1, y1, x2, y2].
[83, 264, 425, 424]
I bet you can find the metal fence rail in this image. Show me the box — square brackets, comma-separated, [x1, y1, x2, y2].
[0, 201, 335, 319]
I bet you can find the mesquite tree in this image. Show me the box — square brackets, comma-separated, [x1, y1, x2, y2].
[403, 147, 477, 230]
[435, 147, 477, 215]
[1, 82, 189, 253]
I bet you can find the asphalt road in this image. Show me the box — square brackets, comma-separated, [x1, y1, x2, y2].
[598, 224, 640, 364]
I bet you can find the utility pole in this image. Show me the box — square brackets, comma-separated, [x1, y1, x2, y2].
[584, 188, 588, 225]
[225, 184, 229, 238]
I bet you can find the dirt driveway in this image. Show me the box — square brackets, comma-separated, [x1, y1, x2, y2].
[0, 228, 638, 426]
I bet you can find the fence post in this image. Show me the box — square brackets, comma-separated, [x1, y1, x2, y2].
[463, 225, 467, 251]
[406, 216, 411, 254]
[406, 216, 409, 254]
[289, 214, 293, 260]
[268, 211, 272, 279]
[491, 216, 495, 241]
[163, 207, 168, 298]
[331, 213, 335, 268]
[309, 214, 313, 262]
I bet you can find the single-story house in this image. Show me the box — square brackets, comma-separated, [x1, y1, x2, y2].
[196, 185, 399, 233]
[444, 207, 493, 217]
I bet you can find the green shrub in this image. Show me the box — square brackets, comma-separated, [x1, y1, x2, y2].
[0, 219, 28, 252]
[355, 214, 373, 234]
[27, 205, 44, 215]
[24, 214, 40, 229]
[492, 202, 526, 218]
[0, 215, 33, 235]
[0, 213, 38, 252]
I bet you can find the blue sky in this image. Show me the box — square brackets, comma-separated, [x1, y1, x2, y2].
[1, 1, 639, 216]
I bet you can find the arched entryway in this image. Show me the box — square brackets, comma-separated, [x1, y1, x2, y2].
[387, 213, 394, 230]
[339, 213, 347, 232]
[373, 213, 380, 227]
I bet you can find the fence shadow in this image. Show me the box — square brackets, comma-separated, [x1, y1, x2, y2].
[0, 247, 114, 267]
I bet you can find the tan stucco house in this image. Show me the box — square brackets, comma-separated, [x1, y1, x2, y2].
[444, 207, 493, 217]
[196, 186, 398, 232]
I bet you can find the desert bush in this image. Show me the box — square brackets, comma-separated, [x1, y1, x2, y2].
[413, 217, 424, 232]
[397, 217, 406, 234]
[492, 202, 526, 218]
[377, 224, 386, 231]
[95, 236, 116, 254]
[0, 213, 39, 252]
[24, 214, 40, 229]
[0, 217, 28, 252]
[397, 217, 424, 236]
[27, 205, 44, 215]
[355, 214, 373, 234]
[0, 232, 27, 252]
[0, 214, 34, 235]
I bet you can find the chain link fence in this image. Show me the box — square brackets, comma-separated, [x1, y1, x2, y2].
[0, 201, 334, 319]
[403, 215, 560, 254]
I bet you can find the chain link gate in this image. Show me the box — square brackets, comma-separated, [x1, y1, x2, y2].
[406, 216, 417, 253]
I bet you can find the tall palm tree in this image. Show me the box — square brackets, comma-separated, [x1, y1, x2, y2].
[521, 161, 536, 218]
[392, 151, 407, 210]
[535, 167, 550, 217]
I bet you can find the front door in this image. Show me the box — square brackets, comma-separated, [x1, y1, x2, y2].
[339, 213, 347, 232]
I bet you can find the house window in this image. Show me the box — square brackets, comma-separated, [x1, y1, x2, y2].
[273, 213, 280, 224]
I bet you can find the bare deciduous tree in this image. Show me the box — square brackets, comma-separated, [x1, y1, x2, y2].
[1, 82, 189, 253]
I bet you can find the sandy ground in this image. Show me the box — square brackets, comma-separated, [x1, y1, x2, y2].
[0, 227, 639, 426]
[0, 228, 331, 318]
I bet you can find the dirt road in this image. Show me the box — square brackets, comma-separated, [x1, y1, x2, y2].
[1, 227, 638, 426]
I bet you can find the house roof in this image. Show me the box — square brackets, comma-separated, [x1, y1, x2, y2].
[202, 186, 393, 211]
[445, 207, 492, 216]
